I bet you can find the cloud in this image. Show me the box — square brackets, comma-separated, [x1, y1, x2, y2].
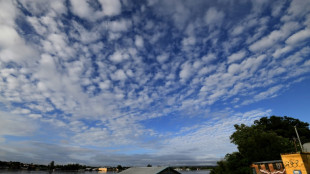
[204, 7, 225, 27]
[69, 0, 121, 21]
[249, 21, 300, 52]
[227, 50, 247, 63]
[0, 111, 38, 137]
[98, 0, 121, 17]
[0, 0, 310, 166]
[135, 35, 144, 48]
[286, 29, 310, 45]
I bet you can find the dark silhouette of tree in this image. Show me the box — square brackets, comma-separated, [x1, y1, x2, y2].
[117, 165, 124, 171]
[230, 124, 295, 162]
[49, 161, 55, 171]
[211, 116, 310, 174]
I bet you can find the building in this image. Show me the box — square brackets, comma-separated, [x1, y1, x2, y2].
[281, 152, 310, 174]
[118, 167, 181, 174]
[98, 167, 115, 172]
[251, 160, 286, 174]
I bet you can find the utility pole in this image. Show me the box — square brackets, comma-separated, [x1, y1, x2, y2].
[294, 126, 304, 152]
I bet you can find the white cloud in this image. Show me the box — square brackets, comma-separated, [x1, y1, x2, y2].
[286, 29, 310, 45]
[0, 1, 16, 26]
[179, 61, 193, 82]
[231, 25, 244, 36]
[228, 50, 247, 63]
[108, 19, 132, 32]
[135, 35, 144, 48]
[70, 0, 94, 20]
[157, 109, 272, 157]
[249, 22, 300, 52]
[112, 69, 127, 81]
[204, 7, 225, 27]
[98, 0, 121, 16]
[0, 0, 310, 166]
[156, 53, 169, 63]
[109, 50, 129, 63]
[0, 25, 36, 62]
[0, 111, 37, 137]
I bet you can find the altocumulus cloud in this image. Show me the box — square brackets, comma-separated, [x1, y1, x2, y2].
[0, 0, 310, 166]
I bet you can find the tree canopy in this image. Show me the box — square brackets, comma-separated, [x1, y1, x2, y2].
[211, 115, 310, 174]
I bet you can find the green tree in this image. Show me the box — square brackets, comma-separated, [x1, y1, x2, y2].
[49, 161, 55, 170]
[117, 165, 123, 171]
[230, 124, 295, 162]
[210, 152, 251, 174]
[253, 116, 310, 147]
[211, 116, 310, 174]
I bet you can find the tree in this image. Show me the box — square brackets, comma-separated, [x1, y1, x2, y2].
[253, 116, 310, 146]
[211, 116, 310, 174]
[210, 152, 250, 174]
[230, 124, 295, 162]
[49, 161, 55, 170]
[117, 165, 124, 171]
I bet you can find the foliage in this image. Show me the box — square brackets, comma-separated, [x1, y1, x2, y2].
[230, 124, 295, 162]
[49, 161, 55, 170]
[211, 116, 310, 174]
[253, 116, 310, 145]
[210, 152, 251, 174]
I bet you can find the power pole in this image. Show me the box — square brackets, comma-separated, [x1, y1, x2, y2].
[294, 126, 304, 152]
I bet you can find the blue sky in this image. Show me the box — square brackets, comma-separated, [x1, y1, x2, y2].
[0, 0, 310, 166]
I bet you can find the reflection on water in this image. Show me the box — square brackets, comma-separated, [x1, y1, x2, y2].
[0, 170, 210, 174]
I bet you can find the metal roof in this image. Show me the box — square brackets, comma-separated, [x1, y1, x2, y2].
[253, 160, 283, 164]
[118, 167, 180, 174]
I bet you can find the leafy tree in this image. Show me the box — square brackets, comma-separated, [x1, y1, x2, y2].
[253, 116, 310, 146]
[210, 152, 250, 174]
[230, 124, 295, 162]
[49, 161, 55, 170]
[117, 165, 124, 171]
[211, 116, 310, 174]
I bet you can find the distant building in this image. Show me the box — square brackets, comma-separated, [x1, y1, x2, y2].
[118, 167, 180, 174]
[98, 167, 115, 172]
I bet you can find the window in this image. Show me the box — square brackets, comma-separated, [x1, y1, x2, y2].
[252, 167, 257, 174]
[265, 164, 269, 170]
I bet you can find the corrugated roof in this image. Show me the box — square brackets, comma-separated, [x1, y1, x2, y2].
[253, 160, 282, 164]
[119, 167, 178, 174]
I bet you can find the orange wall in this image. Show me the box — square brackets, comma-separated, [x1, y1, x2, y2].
[281, 153, 310, 174]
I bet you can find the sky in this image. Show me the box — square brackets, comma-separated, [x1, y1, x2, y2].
[0, 0, 310, 167]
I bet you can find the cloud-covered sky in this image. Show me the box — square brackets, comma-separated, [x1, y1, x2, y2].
[0, 0, 310, 166]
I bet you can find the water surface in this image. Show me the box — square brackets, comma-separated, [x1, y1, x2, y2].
[0, 170, 210, 174]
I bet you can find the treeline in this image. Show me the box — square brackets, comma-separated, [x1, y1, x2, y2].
[0, 160, 94, 171]
[210, 116, 310, 174]
[173, 166, 216, 170]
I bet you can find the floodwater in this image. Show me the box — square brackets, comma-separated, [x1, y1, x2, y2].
[0, 170, 210, 174]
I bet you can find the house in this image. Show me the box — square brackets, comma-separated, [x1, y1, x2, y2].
[118, 167, 181, 174]
[98, 167, 115, 172]
[251, 152, 310, 174]
[251, 160, 286, 174]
